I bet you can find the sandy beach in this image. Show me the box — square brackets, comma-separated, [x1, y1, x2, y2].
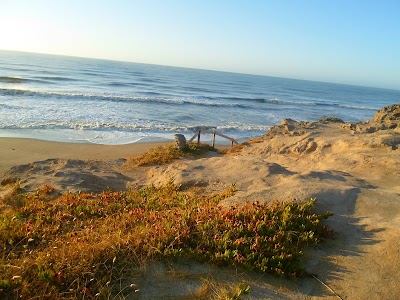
[1, 104, 400, 299]
[0, 138, 170, 178]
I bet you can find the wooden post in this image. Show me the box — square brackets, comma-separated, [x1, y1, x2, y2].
[197, 130, 201, 145]
[186, 129, 238, 147]
[174, 134, 186, 149]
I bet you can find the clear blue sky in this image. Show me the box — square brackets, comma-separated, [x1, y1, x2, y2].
[0, 0, 399, 90]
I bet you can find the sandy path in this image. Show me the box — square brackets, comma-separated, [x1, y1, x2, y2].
[144, 112, 400, 299]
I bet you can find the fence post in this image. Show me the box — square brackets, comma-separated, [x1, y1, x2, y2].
[212, 131, 216, 148]
[174, 134, 187, 149]
[197, 130, 201, 145]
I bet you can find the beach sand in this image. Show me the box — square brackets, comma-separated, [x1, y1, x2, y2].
[1, 104, 400, 299]
[0, 138, 170, 178]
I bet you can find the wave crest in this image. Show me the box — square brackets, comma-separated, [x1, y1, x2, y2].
[0, 76, 29, 84]
[0, 120, 271, 133]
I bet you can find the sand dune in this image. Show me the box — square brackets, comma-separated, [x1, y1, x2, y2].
[143, 105, 400, 299]
[1, 104, 399, 299]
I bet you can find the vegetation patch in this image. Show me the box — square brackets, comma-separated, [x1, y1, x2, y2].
[0, 181, 332, 299]
[127, 143, 214, 166]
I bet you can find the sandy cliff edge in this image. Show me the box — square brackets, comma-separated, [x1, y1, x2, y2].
[1, 104, 400, 299]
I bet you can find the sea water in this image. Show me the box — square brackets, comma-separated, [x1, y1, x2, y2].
[1, 50, 399, 145]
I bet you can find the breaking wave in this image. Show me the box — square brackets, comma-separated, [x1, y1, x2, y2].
[0, 87, 378, 111]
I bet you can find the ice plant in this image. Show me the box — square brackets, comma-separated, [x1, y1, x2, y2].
[0, 181, 332, 299]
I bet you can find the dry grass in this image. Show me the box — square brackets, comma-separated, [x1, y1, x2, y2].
[0, 180, 23, 210]
[127, 143, 215, 167]
[195, 279, 250, 300]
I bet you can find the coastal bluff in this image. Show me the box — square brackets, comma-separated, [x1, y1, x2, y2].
[1, 104, 400, 299]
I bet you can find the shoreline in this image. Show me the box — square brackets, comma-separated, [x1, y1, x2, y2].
[0, 137, 172, 178]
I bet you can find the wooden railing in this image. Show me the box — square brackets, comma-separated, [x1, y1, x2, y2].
[188, 129, 239, 147]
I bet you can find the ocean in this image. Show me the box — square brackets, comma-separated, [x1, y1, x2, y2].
[1, 50, 399, 145]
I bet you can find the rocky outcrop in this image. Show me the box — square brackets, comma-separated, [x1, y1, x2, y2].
[372, 104, 400, 123]
[343, 104, 400, 134]
[317, 117, 345, 124]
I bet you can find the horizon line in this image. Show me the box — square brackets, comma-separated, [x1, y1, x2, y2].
[1, 48, 399, 92]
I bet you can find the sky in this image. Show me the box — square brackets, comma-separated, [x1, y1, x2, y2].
[0, 0, 399, 90]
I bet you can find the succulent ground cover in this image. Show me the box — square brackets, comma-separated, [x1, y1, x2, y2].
[0, 178, 332, 299]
